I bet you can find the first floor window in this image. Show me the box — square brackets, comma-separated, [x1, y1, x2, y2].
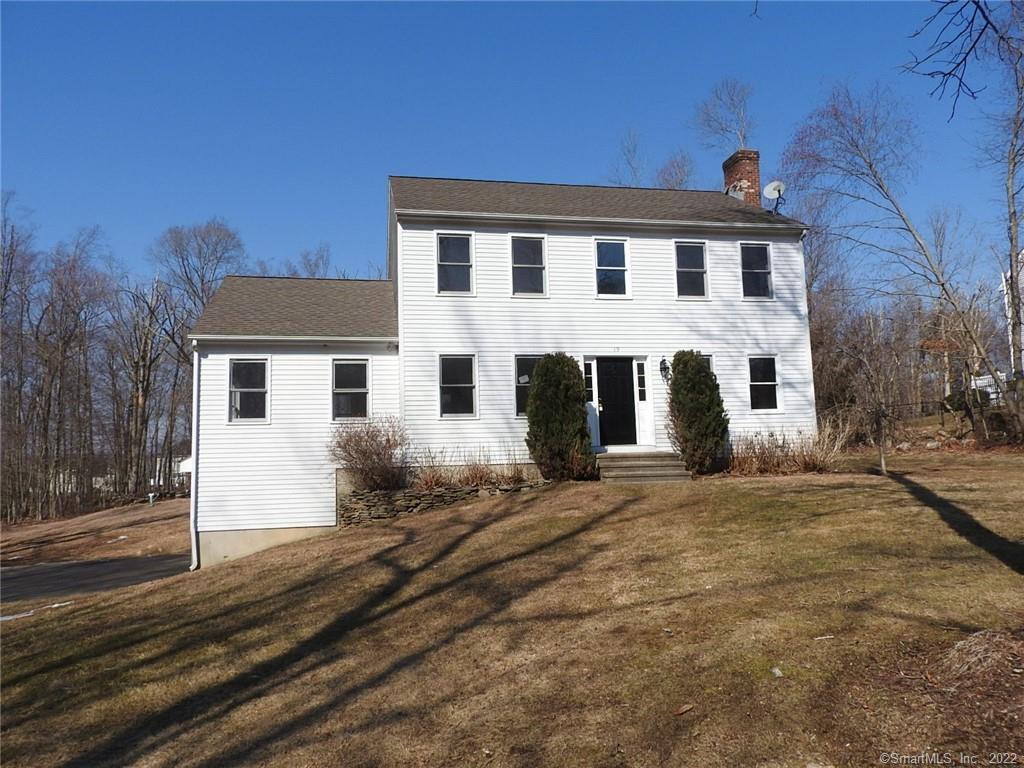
[440, 355, 476, 416]
[749, 356, 778, 410]
[514, 355, 542, 415]
[230, 359, 267, 421]
[637, 361, 647, 401]
[333, 360, 368, 419]
[596, 240, 628, 295]
[438, 234, 472, 293]
[741, 244, 772, 298]
[512, 237, 545, 295]
[584, 361, 594, 402]
[676, 242, 707, 297]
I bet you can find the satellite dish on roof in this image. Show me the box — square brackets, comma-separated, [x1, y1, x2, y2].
[762, 180, 787, 215]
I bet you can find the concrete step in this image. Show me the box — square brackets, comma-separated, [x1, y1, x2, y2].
[597, 457, 685, 469]
[602, 475, 693, 484]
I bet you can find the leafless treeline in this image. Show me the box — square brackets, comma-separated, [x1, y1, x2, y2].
[1, 199, 254, 523]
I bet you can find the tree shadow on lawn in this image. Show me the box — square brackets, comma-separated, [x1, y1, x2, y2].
[56, 491, 639, 767]
[888, 472, 1024, 576]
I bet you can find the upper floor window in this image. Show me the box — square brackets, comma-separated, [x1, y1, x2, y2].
[676, 242, 707, 297]
[438, 234, 472, 293]
[514, 355, 542, 415]
[229, 359, 267, 421]
[749, 356, 779, 410]
[440, 355, 476, 416]
[333, 360, 369, 419]
[741, 244, 772, 298]
[512, 237, 545, 295]
[596, 239, 628, 296]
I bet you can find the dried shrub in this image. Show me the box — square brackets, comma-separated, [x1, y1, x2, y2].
[494, 446, 528, 485]
[453, 450, 496, 487]
[412, 449, 453, 491]
[329, 416, 410, 491]
[730, 415, 852, 475]
[791, 414, 852, 473]
[729, 432, 793, 476]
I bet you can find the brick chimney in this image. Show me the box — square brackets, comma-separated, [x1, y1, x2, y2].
[722, 149, 761, 207]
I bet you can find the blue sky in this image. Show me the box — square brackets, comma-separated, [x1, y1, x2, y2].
[1, 1, 1004, 279]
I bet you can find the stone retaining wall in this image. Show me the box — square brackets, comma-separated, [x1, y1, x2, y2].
[338, 481, 551, 527]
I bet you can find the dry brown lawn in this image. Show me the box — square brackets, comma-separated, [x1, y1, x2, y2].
[1, 498, 189, 566]
[2, 454, 1022, 767]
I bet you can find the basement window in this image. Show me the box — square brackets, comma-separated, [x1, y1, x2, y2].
[741, 244, 773, 298]
[333, 360, 369, 419]
[440, 355, 476, 417]
[229, 360, 267, 421]
[749, 356, 779, 410]
[438, 234, 473, 293]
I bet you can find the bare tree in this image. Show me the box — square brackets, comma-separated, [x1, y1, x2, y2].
[280, 242, 332, 278]
[608, 130, 646, 187]
[907, 0, 1023, 114]
[782, 84, 1023, 437]
[150, 218, 246, 364]
[694, 78, 755, 151]
[654, 150, 695, 189]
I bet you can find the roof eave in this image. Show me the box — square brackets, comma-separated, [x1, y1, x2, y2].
[188, 334, 399, 343]
[393, 208, 807, 233]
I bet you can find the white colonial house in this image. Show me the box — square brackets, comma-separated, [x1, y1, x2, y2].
[188, 149, 816, 566]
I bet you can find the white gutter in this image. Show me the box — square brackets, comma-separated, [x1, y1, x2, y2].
[393, 208, 806, 233]
[187, 335, 398, 343]
[188, 340, 201, 571]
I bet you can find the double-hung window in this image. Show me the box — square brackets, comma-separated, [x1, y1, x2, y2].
[595, 239, 628, 296]
[741, 244, 772, 298]
[440, 355, 476, 416]
[229, 360, 267, 421]
[514, 355, 542, 416]
[749, 356, 779, 410]
[512, 237, 545, 295]
[437, 234, 472, 293]
[676, 242, 707, 298]
[332, 360, 369, 419]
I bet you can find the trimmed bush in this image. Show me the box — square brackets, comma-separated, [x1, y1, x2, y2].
[667, 350, 729, 473]
[525, 353, 598, 480]
[329, 416, 410, 490]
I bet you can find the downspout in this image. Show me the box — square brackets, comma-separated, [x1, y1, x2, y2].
[188, 340, 201, 571]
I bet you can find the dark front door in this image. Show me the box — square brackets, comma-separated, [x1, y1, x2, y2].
[596, 357, 637, 445]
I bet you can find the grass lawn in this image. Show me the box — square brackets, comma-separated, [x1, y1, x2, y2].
[2, 454, 1022, 767]
[1, 498, 189, 566]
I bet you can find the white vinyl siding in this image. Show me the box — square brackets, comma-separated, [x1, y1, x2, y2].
[195, 343, 398, 532]
[397, 222, 816, 456]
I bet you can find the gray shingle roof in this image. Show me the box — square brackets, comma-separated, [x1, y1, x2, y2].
[389, 176, 805, 229]
[190, 276, 397, 339]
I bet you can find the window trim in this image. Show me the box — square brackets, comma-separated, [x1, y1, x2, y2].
[436, 231, 475, 296]
[740, 241, 775, 301]
[674, 239, 710, 301]
[593, 237, 631, 299]
[509, 233, 548, 298]
[512, 353, 545, 418]
[747, 354, 783, 412]
[438, 353, 479, 419]
[227, 357, 270, 425]
[331, 357, 371, 422]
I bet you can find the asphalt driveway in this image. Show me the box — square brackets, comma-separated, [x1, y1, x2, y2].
[1, 554, 190, 602]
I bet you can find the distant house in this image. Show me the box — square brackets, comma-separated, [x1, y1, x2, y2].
[187, 149, 816, 566]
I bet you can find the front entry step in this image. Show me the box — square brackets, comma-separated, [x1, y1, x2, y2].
[597, 451, 691, 483]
